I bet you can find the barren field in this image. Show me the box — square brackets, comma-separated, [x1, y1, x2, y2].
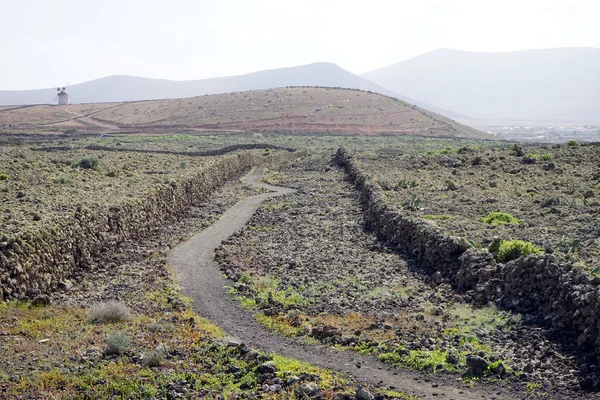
[0, 87, 490, 138]
[356, 142, 600, 272]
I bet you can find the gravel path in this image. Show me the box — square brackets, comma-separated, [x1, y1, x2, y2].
[168, 167, 515, 400]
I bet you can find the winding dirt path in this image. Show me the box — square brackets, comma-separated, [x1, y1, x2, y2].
[168, 168, 516, 400]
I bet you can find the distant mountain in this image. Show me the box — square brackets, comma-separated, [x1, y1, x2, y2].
[0, 62, 452, 117]
[362, 47, 600, 125]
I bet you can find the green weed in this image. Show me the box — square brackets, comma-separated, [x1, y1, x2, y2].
[482, 212, 520, 225]
[495, 240, 543, 262]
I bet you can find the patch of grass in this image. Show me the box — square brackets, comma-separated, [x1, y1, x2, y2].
[104, 330, 131, 356]
[379, 348, 459, 373]
[146, 321, 175, 333]
[495, 240, 543, 262]
[482, 212, 520, 225]
[142, 350, 164, 367]
[270, 353, 348, 388]
[55, 175, 72, 184]
[540, 154, 553, 161]
[423, 214, 452, 221]
[88, 301, 132, 323]
[0, 173, 8, 180]
[255, 314, 303, 337]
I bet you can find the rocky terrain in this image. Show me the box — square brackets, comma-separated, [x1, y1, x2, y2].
[1, 171, 394, 399]
[215, 155, 597, 399]
[356, 142, 600, 273]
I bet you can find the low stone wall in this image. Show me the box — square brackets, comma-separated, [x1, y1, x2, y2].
[35, 143, 296, 157]
[335, 147, 600, 359]
[0, 150, 292, 301]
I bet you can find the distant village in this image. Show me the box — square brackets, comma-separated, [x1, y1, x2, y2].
[486, 125, 600, 143]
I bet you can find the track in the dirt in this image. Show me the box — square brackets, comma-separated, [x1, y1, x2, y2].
[168, 168, 515, 400]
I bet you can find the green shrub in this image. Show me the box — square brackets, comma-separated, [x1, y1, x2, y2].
[104, 330, 131, 356]
[0, 173, 8, 181]
[482, 212, 520, 225]
[496, 240, 542, 262]
[566, 140, 579, 147]
[74, 156, 99, 170]
[540, 154, 553, 161]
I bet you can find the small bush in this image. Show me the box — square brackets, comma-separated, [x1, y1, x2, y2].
[142, 350, 165, 367]
[88, 301, 132, 323]
[444, 179, 458, 191]
[566, 140, 579, 147]
[104, 330, 131, 356]
[56, 176, 72, 185]
[0, 173, 8, 181]
[496, 240, 543, 262]
[540, 154, 553, 161]
[74, 156, 99, 170]
[482, 212, 520, 225]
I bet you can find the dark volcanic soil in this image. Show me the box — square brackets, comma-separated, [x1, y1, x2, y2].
[216, 156, 593, 399]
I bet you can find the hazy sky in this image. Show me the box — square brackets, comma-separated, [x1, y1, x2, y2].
[1, 0, 599, 90]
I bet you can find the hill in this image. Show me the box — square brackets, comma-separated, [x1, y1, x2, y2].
[0, 62, 457, 118]
[0, 87, 490, 139]
[362, 47, 600, 125]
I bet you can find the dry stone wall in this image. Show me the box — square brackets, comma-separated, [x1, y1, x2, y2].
[335, 147, 600, 359]
[0, 150, 293, 301]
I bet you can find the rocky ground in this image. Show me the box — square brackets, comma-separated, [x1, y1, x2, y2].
[356, 143, 600, 272]
[216, 155, 593, 399]
[0, 147, 216, 235]
[0, 175, 390, 399]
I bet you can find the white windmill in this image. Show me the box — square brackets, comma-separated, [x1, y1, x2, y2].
[54, 86, 70, 105]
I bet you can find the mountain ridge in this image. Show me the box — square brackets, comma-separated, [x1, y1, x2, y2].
[361, 47, 600, 125]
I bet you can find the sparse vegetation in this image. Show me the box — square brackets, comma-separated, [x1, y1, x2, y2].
[482, 212, 520, 225]
[104, 330, 131, 355]
[495, 240, 543, 262]
[73, 156, 99, 169]
[88, 301, 132, 323]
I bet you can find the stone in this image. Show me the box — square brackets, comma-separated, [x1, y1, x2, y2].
[355, 387, 375, 400]
[58, 279, 73, 291]
[466, 354, 489, 376]
[31, 295, 50, 306]
[256, 361, 277, 374]
[295, 382, 323, 399]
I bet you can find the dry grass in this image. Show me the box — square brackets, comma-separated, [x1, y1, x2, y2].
[88, 301, 132, 323]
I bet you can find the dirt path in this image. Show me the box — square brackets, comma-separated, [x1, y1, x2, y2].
[168, 168, 516, 400]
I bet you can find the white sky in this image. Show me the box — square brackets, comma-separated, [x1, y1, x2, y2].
[1, 0, 599, 90]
